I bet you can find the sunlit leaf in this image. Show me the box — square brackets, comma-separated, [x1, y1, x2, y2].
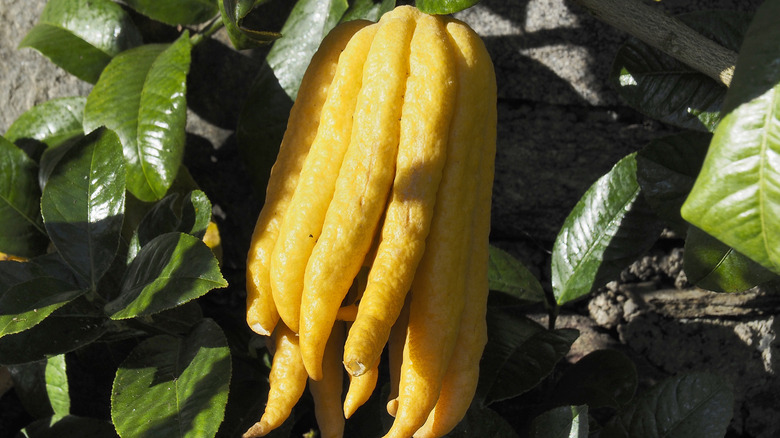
[552, 154, 664, 305]
[219, 0, 281, 50]
[415, 0, 481, 15]
[5, 97, 86, 158]
[18, 0, 142, 83]
[530, 405, 588, 438]
[477, 308, 577, 405]
[601, 372, 733, 438]
[105, 232, 227, 320]
[111, 319, 231, 438]
[40, 128, 125, 287]
[0, 136, 47, 258]
[83, 34, 191, 202]
[45, 354, 70, 418]
[488, 245, 545, 304]
[0, 277, 85, 338]
[122, 0, 219, 25]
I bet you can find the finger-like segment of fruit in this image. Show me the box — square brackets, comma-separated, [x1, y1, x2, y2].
[243, 324, 309, 438]
[343, 11, 458, 378]
[300, 7, 418, 380]
[386, 294, 410, 418]
[270, 23, 378, 333]
[414, 51, 495, 438]
[245, 20, 369, 336]
[309, 323, 346, 438]
[383, 19, 497, 438]
[344, 357, 380, 419]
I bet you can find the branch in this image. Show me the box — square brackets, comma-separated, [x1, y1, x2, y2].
[573, 0, 738, 87]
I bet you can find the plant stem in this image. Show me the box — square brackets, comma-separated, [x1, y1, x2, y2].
[573, 0, 738, 87]
[190, 16, 225, 47]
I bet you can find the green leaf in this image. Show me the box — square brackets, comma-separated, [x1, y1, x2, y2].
[105, 232, 227, 319]
[477, 308, 578, 405]
[219, 0, 282, 50]
[446, 404, 520, 438]
[610, 11, 751, 132]
[18, 0, 143, 83]
[552, 349, 638, 409]
[45, 354, 70, 418]
[111, 318, 231, 438]
[635, 132, 711, 234]
[5, 97, 86, 158]
[488, 245, 545, 304]
[415, 0, 481, 15]
[602, 372, 733, 438]
[0, 297, 107, 366]
[267, 0, 349, 100]
[681, 1, 780, 275]
[552, 154, 664, 305]
[0, 136, 47, 258]
[0, 277, 85, 338]
[16, 415, 118, 438]
[139, 191, 212, 244]
[122, 0, 219, 25]
[83, 34, 192, 202]
[683, 226, 777, 293]
[530, 405, 589, 438]
[341, 0, 395, 22]
[40, 128, 126, 287]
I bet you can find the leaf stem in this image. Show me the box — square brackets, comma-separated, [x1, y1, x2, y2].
[573, 0, 738, 87]
[190, 16, 225, 47]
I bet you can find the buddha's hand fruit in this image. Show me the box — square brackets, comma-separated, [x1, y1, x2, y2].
[244, 5, 496, 438]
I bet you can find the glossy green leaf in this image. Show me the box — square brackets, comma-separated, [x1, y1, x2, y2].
[17, 415, 118, 438]
[552, 154, 664, 305]
[341, 0, 395, 22]
[267, 0, 349, 100]
[0, 253, 78, 291]
[5, 97, 86, 158]
[40, 128, 126, 287]
[446, 404, 520, 438]
[477, 308, 578, 405]
[45, 354, 70, 417]
[415, 0, 481, 15]
[83, 34, 191, 202]
[123, 0, 219, 25]
[530, 405, 588, 438]
[105, 232, 226, 319]
[488, 245, 545, 304]
[18, 0, 142, 83]
[219, 0, 282, 50]
[635, 132, 710, 234]
[683, 226, 777, 293]
[610, 12, 751, 132]
[681, 2, 780, 275]
[111, 318, 231, 438]
[0, 297, 107, 366]
[0, 136, 47, 258]
[602, 372, 733, 438]
[553, 349, 638, 409]
[0, 277, 85, 338]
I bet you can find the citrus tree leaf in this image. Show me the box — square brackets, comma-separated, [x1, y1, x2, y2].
[0, 136, 47, 258]
[610, 11, 751, 132]
[341, 0, 395, 22]
[5, 97, 86, 158]
[488, 245, 545, 304]
[40, 128, 125, 288]
[105, 232, 227, 320]
[552, 154, 664, 305]
[111, 318, 231, 438]
[415, 0, 481, 15]
[601, 372, 733, 438]
[530, 405, 588, 438]
[552, 349, 638, 409]
[635, 132, 711, 234]
[45, 354, 71, 418]
[446, 404, 520, 438]
[681, 1, 780, 275]
[83, 34, 191, 202]
[0, 277, 85, 338]
[122, 0, 219, 25]
[16, 415, 118, 438]
[477, 308, 578, 405]
[0, 297, 107, 366]
[219, 0, 281, 50]
[18, 0, 142, 83]
[683, 226, 777, 293]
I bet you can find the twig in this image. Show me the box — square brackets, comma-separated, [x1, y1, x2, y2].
[573, 0, 738, 87]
